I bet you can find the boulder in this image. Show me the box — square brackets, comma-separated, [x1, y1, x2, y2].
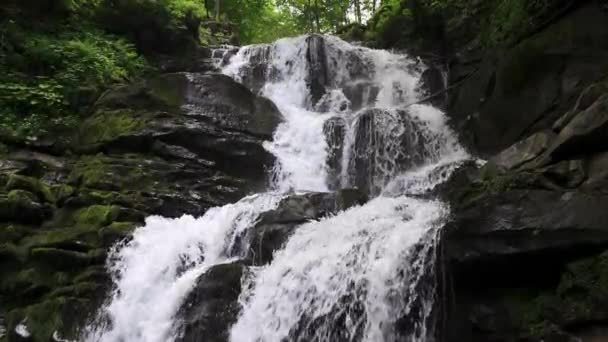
[176, 262, 244, 342]
[306, 34, 329, 106]
[546, 94, 608, 162]
[323, 117, 346, 190]
[445, 190, 608, 266]
[244, 189, 367, 265]
[489, 130, 555, 171]
[349, 108, 427, 195]
[78, 73, 280, 191]
[418, 67, 446, 109]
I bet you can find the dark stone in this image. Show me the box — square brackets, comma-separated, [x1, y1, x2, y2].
[175, 262, 244, 342]
[546, 94, 608, 162]
[447, 2, 608, 156]
[244, 189, 368, 265]
[323, 117, 346, 190]
[306, 34, 329, 107]
[349, 108, 427, 195]
[418, 67, 446, 109]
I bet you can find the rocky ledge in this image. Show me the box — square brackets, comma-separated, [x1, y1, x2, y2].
[436, 1, 608, 339]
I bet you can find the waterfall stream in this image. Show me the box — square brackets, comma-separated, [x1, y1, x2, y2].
[85, 35, 468, 342]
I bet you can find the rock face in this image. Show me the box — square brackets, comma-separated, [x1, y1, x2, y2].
[447, 1, 608, 157]
[440, 78, 608, 342]
[176, 262, 245, 342]
[0, 70, 281, 341]
[414, 1, 608, 341]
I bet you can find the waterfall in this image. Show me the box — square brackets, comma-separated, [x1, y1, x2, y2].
[84, 35, 468, 342]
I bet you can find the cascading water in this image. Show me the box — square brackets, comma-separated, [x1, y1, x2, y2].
[85, 35, 468, 342]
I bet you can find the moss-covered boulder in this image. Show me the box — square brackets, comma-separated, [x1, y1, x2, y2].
[5, 175, 55, 204]
[0, 190, 52, 225]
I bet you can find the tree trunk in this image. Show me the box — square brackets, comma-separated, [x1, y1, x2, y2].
[204, 0, 211, 18]
[214, 0, 220, 20]
[355, 0, 362, 23]
[313, 0, 321, 32]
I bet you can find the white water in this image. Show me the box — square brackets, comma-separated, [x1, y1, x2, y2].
[84, 194, 282, 342]
[85, 35, 468, 342]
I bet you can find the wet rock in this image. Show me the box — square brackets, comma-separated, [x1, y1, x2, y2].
[78, 73, 280, 192]
[350, 108, 427, 195]
[418, 67, 446, 109]
[176, 262, 244, 342]
[341, 81, 379, 111]
[490, 130, 555, 171]
[245, 189, 367, 265]
[546, 94, 608, 162]
[582, 151, 608, 192]
[323, 117, 346, 190]
[446, 190, 608, 265]
[306, 34, 329, 106]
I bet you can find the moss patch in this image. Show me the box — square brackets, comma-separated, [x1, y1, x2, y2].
[78, 109, 145, 148]
[5, 174, 55, 204]
[74, 205, 120, 228]
[503, 251, 608, 338]
[68, 154, 155, 192]
[7, 297, 91, 342]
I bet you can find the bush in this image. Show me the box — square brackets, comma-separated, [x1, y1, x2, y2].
[0, 27, 148, 137]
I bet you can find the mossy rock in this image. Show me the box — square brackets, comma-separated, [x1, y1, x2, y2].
[49, 282, 102, 299]
[0, 243, 21, 264]
[6, 297, 91, 342]
[0, 224, 32, 244]
[78, 109, 146, 149]
[1, 267, 71, 300]
[98, 221, 137, 247]
[0, 190, 52, 225]
[74, 205, 120, 228]
[73, 266, 109, 284]
[502, 250, 608, 338]
[17, 223, 103, 256]
[94, 74, 189, 111]
[5, 175, 55, 204]
[30, 248, 105, 270]
[51, 184, 75, 205]
[68, 154, 156, 192]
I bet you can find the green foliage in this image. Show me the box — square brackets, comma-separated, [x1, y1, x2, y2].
[0, 24, 147, 137]
[22, 31, 147, 85]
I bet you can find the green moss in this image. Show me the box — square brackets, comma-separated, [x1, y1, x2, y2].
[7, 297, 91, 342]
[501, 251, 608, 338]
[99, 221, 136, 246]
[73, 266, 107, 283]
[51, 184, 75, 204]
[0, 223, 32, 243]
[5, 174, 55, 204]
[78, 109, 145, 147]
[49, 282, 101, 298]
[0, 190, 50, 224]
[7, 189, 37, 203]
[69, 154, 155, 192]
[147, 74, 189, 108]
[74, 204, 120, 227]
[30, 247, 105, 269]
